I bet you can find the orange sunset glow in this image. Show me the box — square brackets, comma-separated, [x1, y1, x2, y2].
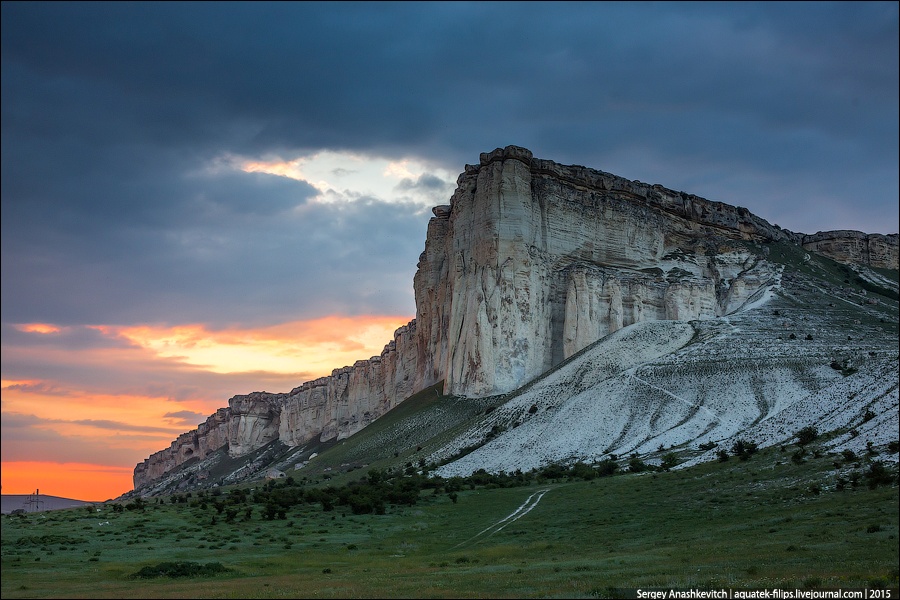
[95, 314, 414, 375]
[2, 462, 134, 502]
[1, 314, 413, 500]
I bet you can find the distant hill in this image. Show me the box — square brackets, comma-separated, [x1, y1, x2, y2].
[1, 494, 96, 514]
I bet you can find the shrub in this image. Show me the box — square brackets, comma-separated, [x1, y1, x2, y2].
[731, 439, 759, 461]
[130, 561, 231, 579]
[842, 449, 857, 462]
[661, 453, 679, 470]
[595, 459, 618, 477]
[796, 426, 818, 446]
[699, 441, 717, 451]
[570, 462, 597, 481]
[867, 441, 878, 456]
[628, 457, 649, 473]
[865, 461, 895, 489]
[717, 449, 729, 462]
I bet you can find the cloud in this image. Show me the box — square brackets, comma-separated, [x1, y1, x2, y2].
[0, 412, 173, 465]
[1, 2, 897, 498]
[163, 410, 210, 427]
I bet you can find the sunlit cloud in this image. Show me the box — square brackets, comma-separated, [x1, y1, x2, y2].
[234, 150, 454, 207]
[15, 323, 62, 334]
[92, 314, 413, 376]
[0, 313, 415, 499]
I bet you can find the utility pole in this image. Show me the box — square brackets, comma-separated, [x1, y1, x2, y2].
[24, 488, 44, 512]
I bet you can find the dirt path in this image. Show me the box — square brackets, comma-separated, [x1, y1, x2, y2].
[452, 488, 551, 549]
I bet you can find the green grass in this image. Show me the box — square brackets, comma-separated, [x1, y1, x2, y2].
[3, 444, 897, 598]
[295, 382, 507, 488]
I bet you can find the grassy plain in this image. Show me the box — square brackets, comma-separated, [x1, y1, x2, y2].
[2, 443, 897, 599]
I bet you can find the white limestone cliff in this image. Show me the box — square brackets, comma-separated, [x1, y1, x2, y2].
[133, 145, 896, 491]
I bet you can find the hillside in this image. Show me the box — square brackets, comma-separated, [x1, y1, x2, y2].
[1, 494, 95, 514]
[4, 441, 897, 598]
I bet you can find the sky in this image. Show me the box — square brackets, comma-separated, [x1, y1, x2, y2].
[2, 2, 897, 502]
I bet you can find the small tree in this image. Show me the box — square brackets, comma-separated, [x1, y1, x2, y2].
[628, 457, 649, 473]
[796, 426, 818, 446]
[595, 458, 618, 476]
[661, 453, 679, 470]
[732, 439, 759, 461]
[865, 461, 895, 489]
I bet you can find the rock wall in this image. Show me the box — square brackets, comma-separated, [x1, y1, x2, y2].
[134, 322, 423, 489]
[134, 145, 896, 490]
[431, 146, 784, 396]
[801, 230, 898, 270]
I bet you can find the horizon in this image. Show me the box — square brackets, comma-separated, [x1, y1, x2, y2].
[2, 2, 897, 500]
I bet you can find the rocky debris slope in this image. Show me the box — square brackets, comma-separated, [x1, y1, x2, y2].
[134, 146, 898, 492]
[432, 270, 898, 477]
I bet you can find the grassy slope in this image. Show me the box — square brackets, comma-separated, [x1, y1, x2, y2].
[2, 442, 897, 598]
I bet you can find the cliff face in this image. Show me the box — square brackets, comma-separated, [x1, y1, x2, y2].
[429, 147, 787, 396]
[134, 322, 423, 489]
[801, 230, 898, 270]
[133, 145, 897, 490]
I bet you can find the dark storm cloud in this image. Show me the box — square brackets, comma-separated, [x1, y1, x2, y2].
[2, 1, 897, 332]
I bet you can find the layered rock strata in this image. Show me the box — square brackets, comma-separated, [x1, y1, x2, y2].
[134, 323, 421, 487]
[134, 145, 897, 490]
[801, 230, 898, 270]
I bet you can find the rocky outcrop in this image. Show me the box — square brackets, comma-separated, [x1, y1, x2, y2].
[134, 322, 422, 489]
[134, 145, 896, 491]
[801, 230, 898, 270]
[430, 147, 784, 397]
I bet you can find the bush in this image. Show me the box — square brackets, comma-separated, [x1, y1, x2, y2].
[717, 449, 729, 462]
[731, 439, 759, 461]
[628, 457, 649, 473]
[661, 453, 679, 470]
[796, 426, 818, 446]
[865, 461, 895, 490]
[130, 561, 231, 579]
[570, 462, 597, 481]
[595, 459, 618, 477]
